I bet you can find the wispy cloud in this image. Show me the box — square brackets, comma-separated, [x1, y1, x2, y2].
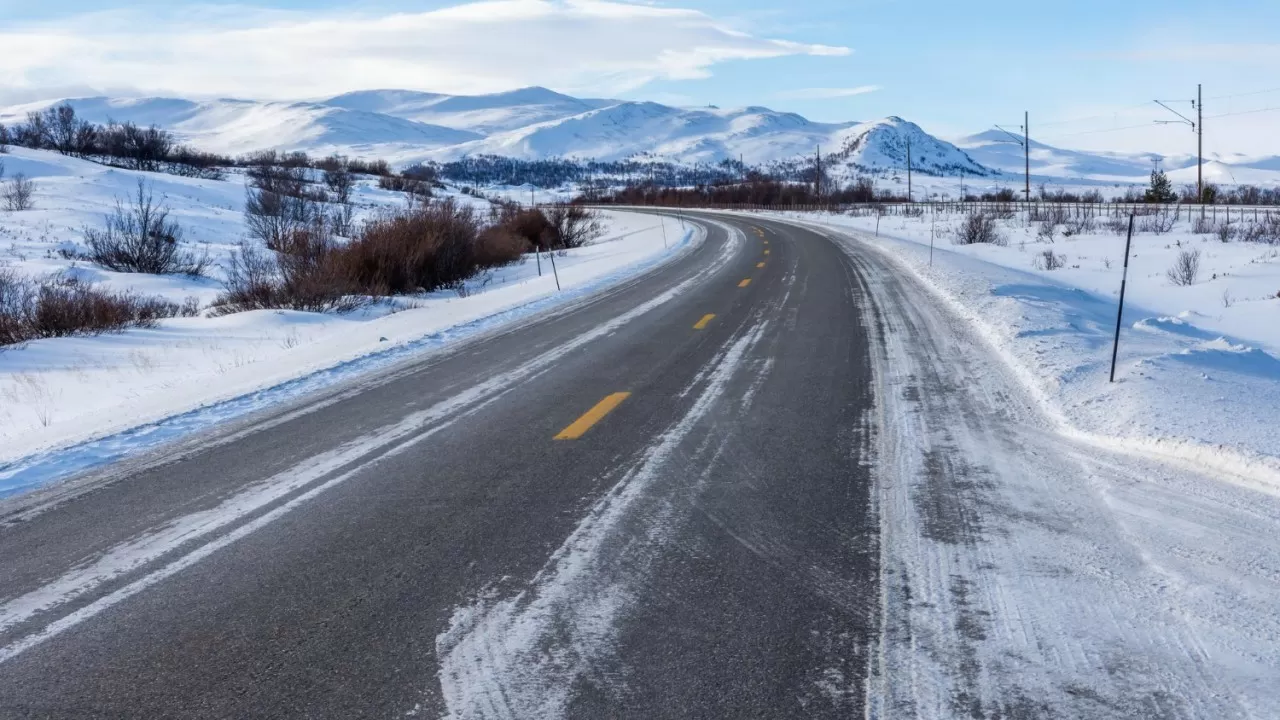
[776, 85, 881, 100]
[0, 0, 851, 103]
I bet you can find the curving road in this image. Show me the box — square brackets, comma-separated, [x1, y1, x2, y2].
[1, 211, 1277, 719]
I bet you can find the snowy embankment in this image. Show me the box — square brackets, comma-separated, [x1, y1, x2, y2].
[759, 208, 1280, 486]
[0, 148, 692, 497]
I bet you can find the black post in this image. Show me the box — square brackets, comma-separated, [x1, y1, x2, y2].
[548, 248, 561, 292]
[1109, 214, 1136, 383]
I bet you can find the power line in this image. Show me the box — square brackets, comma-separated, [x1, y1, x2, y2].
[1204, 105, 1280, 120]
[1034, 101, 1156, 129]
[1207, 86, 1280, 101]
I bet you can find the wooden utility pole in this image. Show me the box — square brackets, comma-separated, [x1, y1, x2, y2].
[906, 137, 912, 202]
[1024, 111, 1031, 203]
[815, 146, 821, 200]
[1197, 83, 1203, 204]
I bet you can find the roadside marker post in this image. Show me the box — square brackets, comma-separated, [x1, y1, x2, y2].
[548, 248, 562, 292]
[1109, 214, 1136, 383]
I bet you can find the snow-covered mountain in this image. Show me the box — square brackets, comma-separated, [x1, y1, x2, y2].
[324, 87, 612, 135]
[425, 101, 863, 165]
[834, 117, 993, 177]
[0, 88, 990, 175]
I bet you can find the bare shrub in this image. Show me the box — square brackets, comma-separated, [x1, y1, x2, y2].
[83, 180, 209, 275]
[3, 173, 35, 211]
[1103, 215, 1131, 235]
[954, 212, 1006, 246]
[545, 204, 603, 249]
[1239, 217, 1280, 245]
[1036, 222, 1057, 243]
[1192, 215, 1216, 235]
[1062, 215, 1094, 237]
[1216, 222, 1236, 243]
[1138, 212, 1176, 235]
[322, 156, 355, 204]
[1034, 249, 1066, 271]
[341, 199, 491, 294]
[1166, 249, 1201, 286]
[1, 269, 180, 347]
[213, 233, 361, 315]
[245, 182, 313, 250]
[215, 199, 526, 316]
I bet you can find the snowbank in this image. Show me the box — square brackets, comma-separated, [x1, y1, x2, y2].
[753, 208, 1280, 485]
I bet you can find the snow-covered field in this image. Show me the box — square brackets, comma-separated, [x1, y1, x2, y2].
[749, 207, 1280, 486]
[0, 148, 692, 496]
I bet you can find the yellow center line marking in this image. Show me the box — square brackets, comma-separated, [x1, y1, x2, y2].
[764, 249, 771, 255]
[738, 278, 752, 288]
[693, 314, 716, 330]
[757, 262, 766, 268]
[555, 392, 631, 440]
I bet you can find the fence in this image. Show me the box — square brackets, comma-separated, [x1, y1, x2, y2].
[601, 201, 1280, 224]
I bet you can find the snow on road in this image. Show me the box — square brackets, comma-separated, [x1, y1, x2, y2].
[827, 224, 1280, 718]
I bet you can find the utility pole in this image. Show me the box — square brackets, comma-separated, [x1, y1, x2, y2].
[1155, 88, 1201, 203]
[906, 137, 912, 203]
[994, 115, 1031, 202]
[1196, 84, 1203, 205]
[1025, 111, 1031, 203]
[815, 146, 821, 201]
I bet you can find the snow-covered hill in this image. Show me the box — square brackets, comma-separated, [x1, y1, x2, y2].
[324, 87, 611, 135]
[0, 97, 483, 158]
[8, 88, 1278, 187]
[834, 117, 992, 177]
[0, 89, 987, 175]
[956, 129, 1280, 187]
[425, 101, 863, 165]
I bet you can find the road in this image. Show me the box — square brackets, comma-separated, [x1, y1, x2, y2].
[1, 212, 1278, 719]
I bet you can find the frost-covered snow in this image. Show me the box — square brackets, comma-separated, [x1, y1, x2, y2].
[0, 148, 693, 496]
[748, 207, 1280, 482]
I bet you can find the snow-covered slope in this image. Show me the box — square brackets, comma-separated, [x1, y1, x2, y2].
[324, 87, 611, 135]
[834, 117, 992, 177]
[0, 97, 483, 158]
[957, 129, 1280, 186]
[425, 101, 861, 165]
[1, 89, 989, 173]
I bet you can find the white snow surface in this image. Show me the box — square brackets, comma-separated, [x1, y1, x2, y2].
[748, 208, 1280, 486]
[0, 147, 693, 496]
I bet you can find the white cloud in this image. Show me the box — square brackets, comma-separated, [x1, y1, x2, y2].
[776, 85, 880, 100]
[0, 0, 851, 102]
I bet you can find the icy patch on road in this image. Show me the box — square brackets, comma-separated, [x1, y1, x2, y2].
[436, 310, 772, 718]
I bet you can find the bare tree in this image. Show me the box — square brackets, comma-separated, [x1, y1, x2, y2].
[0, 122, 9, 153]
[545, 204, 604, 249]
[322, 155, 355, 204]
[83, 180, 208, 275]
[1166, 249, 1201, 287]
[3, 173, 35, 211]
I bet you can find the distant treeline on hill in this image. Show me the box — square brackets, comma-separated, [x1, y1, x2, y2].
[0, 104, 393, 181]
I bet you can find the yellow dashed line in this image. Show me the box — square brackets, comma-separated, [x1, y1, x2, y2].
[555, 393, 632, 440]
[693, 314, 716, 330]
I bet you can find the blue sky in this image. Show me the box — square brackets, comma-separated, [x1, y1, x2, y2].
[2, 0, 1279, 155]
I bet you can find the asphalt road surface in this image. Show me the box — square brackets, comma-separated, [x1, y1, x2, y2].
[1, 211, 1277, 719]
